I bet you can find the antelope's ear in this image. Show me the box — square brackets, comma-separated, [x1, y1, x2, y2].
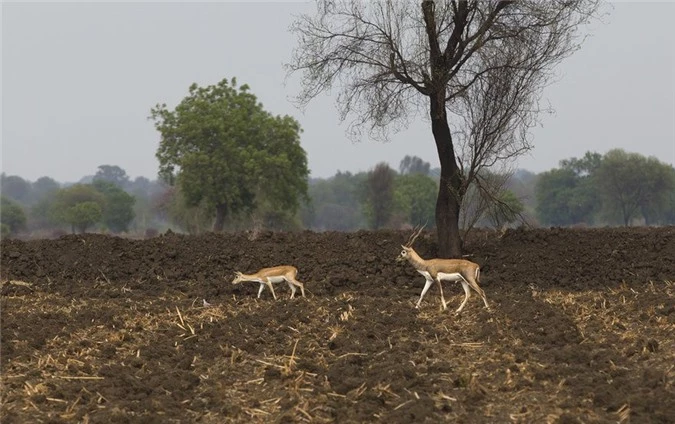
[400, 245, 406, 249]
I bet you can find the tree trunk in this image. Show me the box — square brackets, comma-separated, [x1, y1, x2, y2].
[430, 93, 463, 258]
[213, 203, 228, 232]
[621, 203, 630, 227]
[641, 206, 651, 226]
[420, 0, 463, 258]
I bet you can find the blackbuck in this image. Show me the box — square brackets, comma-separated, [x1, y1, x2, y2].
[231, 265, 306, 300]
[396, 226, 489, 314]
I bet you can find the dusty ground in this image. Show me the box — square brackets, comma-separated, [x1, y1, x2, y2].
[1, 227, 674, 423]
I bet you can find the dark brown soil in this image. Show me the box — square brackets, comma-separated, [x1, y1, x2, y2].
[1, 227, 674, 423]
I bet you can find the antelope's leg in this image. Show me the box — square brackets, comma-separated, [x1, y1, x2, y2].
[257, 282, 265, 298]
[285, 278, 297, 299]
[289, 277, 305, 298]
[416, 278, 434, 308]
[456, 280, 471, 314]
[467, 276, 489, 309]
[266, 278, 277, 300]
[436, 278, 447, 310]
[478, 286, 489, 310]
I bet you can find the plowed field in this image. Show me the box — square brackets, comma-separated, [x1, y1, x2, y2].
[1, 227, 674, 423]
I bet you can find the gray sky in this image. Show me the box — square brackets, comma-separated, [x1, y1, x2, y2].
[2, 1, 674, 183]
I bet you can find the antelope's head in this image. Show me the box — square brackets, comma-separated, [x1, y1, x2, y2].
[397, 245, 414, 262]
[397, 225, 425, 262]
[231, 271, 244, 285]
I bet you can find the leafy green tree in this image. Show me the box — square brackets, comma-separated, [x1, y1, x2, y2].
[18, 177, 62, 231]
[94, 165, 130, 188]
[92, 180, 136, 233]
[637, 161, 675, 225]
[127, 177, 157, 197]
[252, 193, 304, 231]
[460, 171, 525, 234]
[161, 185, 213, 235]
[595, 149, 675, 226]
[536, 168, 587, 226]
[1, 174, 31, 204]
[364, 163, 395, 229]
[28, 179, 60, 230]
[0, 196, 27, 236]
[126, 177, 168, 233]
[505, 169, 539, 222]
[29, 177, 60, 204]
[150, 78, 309, 231]
[485, 190, 525, 229]
[30, 198, 60, 231]
[399, 155, 431, 176]
[51, 184, 105, 233]
[393, 173, 437, 227]
[535, 152, 601, 226]
[66, 202, 103, 234]
[559, 151, 602, 177]
[663, 189, 675, 225]
[535, 150, 674, 227]
[301, 172, 368, 230]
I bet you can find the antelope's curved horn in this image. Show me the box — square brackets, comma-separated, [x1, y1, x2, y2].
[406, 224, 426, 247]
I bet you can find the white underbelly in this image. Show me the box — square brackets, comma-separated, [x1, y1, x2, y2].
[418, 270, 463, 282]
[437, 272, 464, 282]
[266, 276, 287, 283]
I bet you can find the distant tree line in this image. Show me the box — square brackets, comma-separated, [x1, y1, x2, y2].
[1, 166, 139, 237]
[300, 156, 441, 231]
[535, 149, 675, 227]
[1, 148, 673, 239]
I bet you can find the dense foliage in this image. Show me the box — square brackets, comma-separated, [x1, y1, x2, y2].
[92, 180, 136, 233]
[0, 196, 27, 237]
[536, 150, 675, 226]
[150, 78, 309, 231]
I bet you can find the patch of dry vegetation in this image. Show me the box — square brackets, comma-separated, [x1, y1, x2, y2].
[3, 278, 673, 423]
[2, 229, 674, 422]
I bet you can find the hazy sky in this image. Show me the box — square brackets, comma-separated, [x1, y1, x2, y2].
[2, 1, 674, 183]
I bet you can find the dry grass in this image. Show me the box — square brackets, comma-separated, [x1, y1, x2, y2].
[2, 277, 673, 423]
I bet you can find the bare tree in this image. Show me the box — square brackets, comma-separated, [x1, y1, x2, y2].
[288, 0, 601, 257]
[456, 43, 545, 238]
[459, 170, 508, 236]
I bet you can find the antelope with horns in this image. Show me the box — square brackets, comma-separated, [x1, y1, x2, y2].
[231, 265, 306, 300]
[396, 226, 489, 314]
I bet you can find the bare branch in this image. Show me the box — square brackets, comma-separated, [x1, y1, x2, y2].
[287, 0, 600, 142]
